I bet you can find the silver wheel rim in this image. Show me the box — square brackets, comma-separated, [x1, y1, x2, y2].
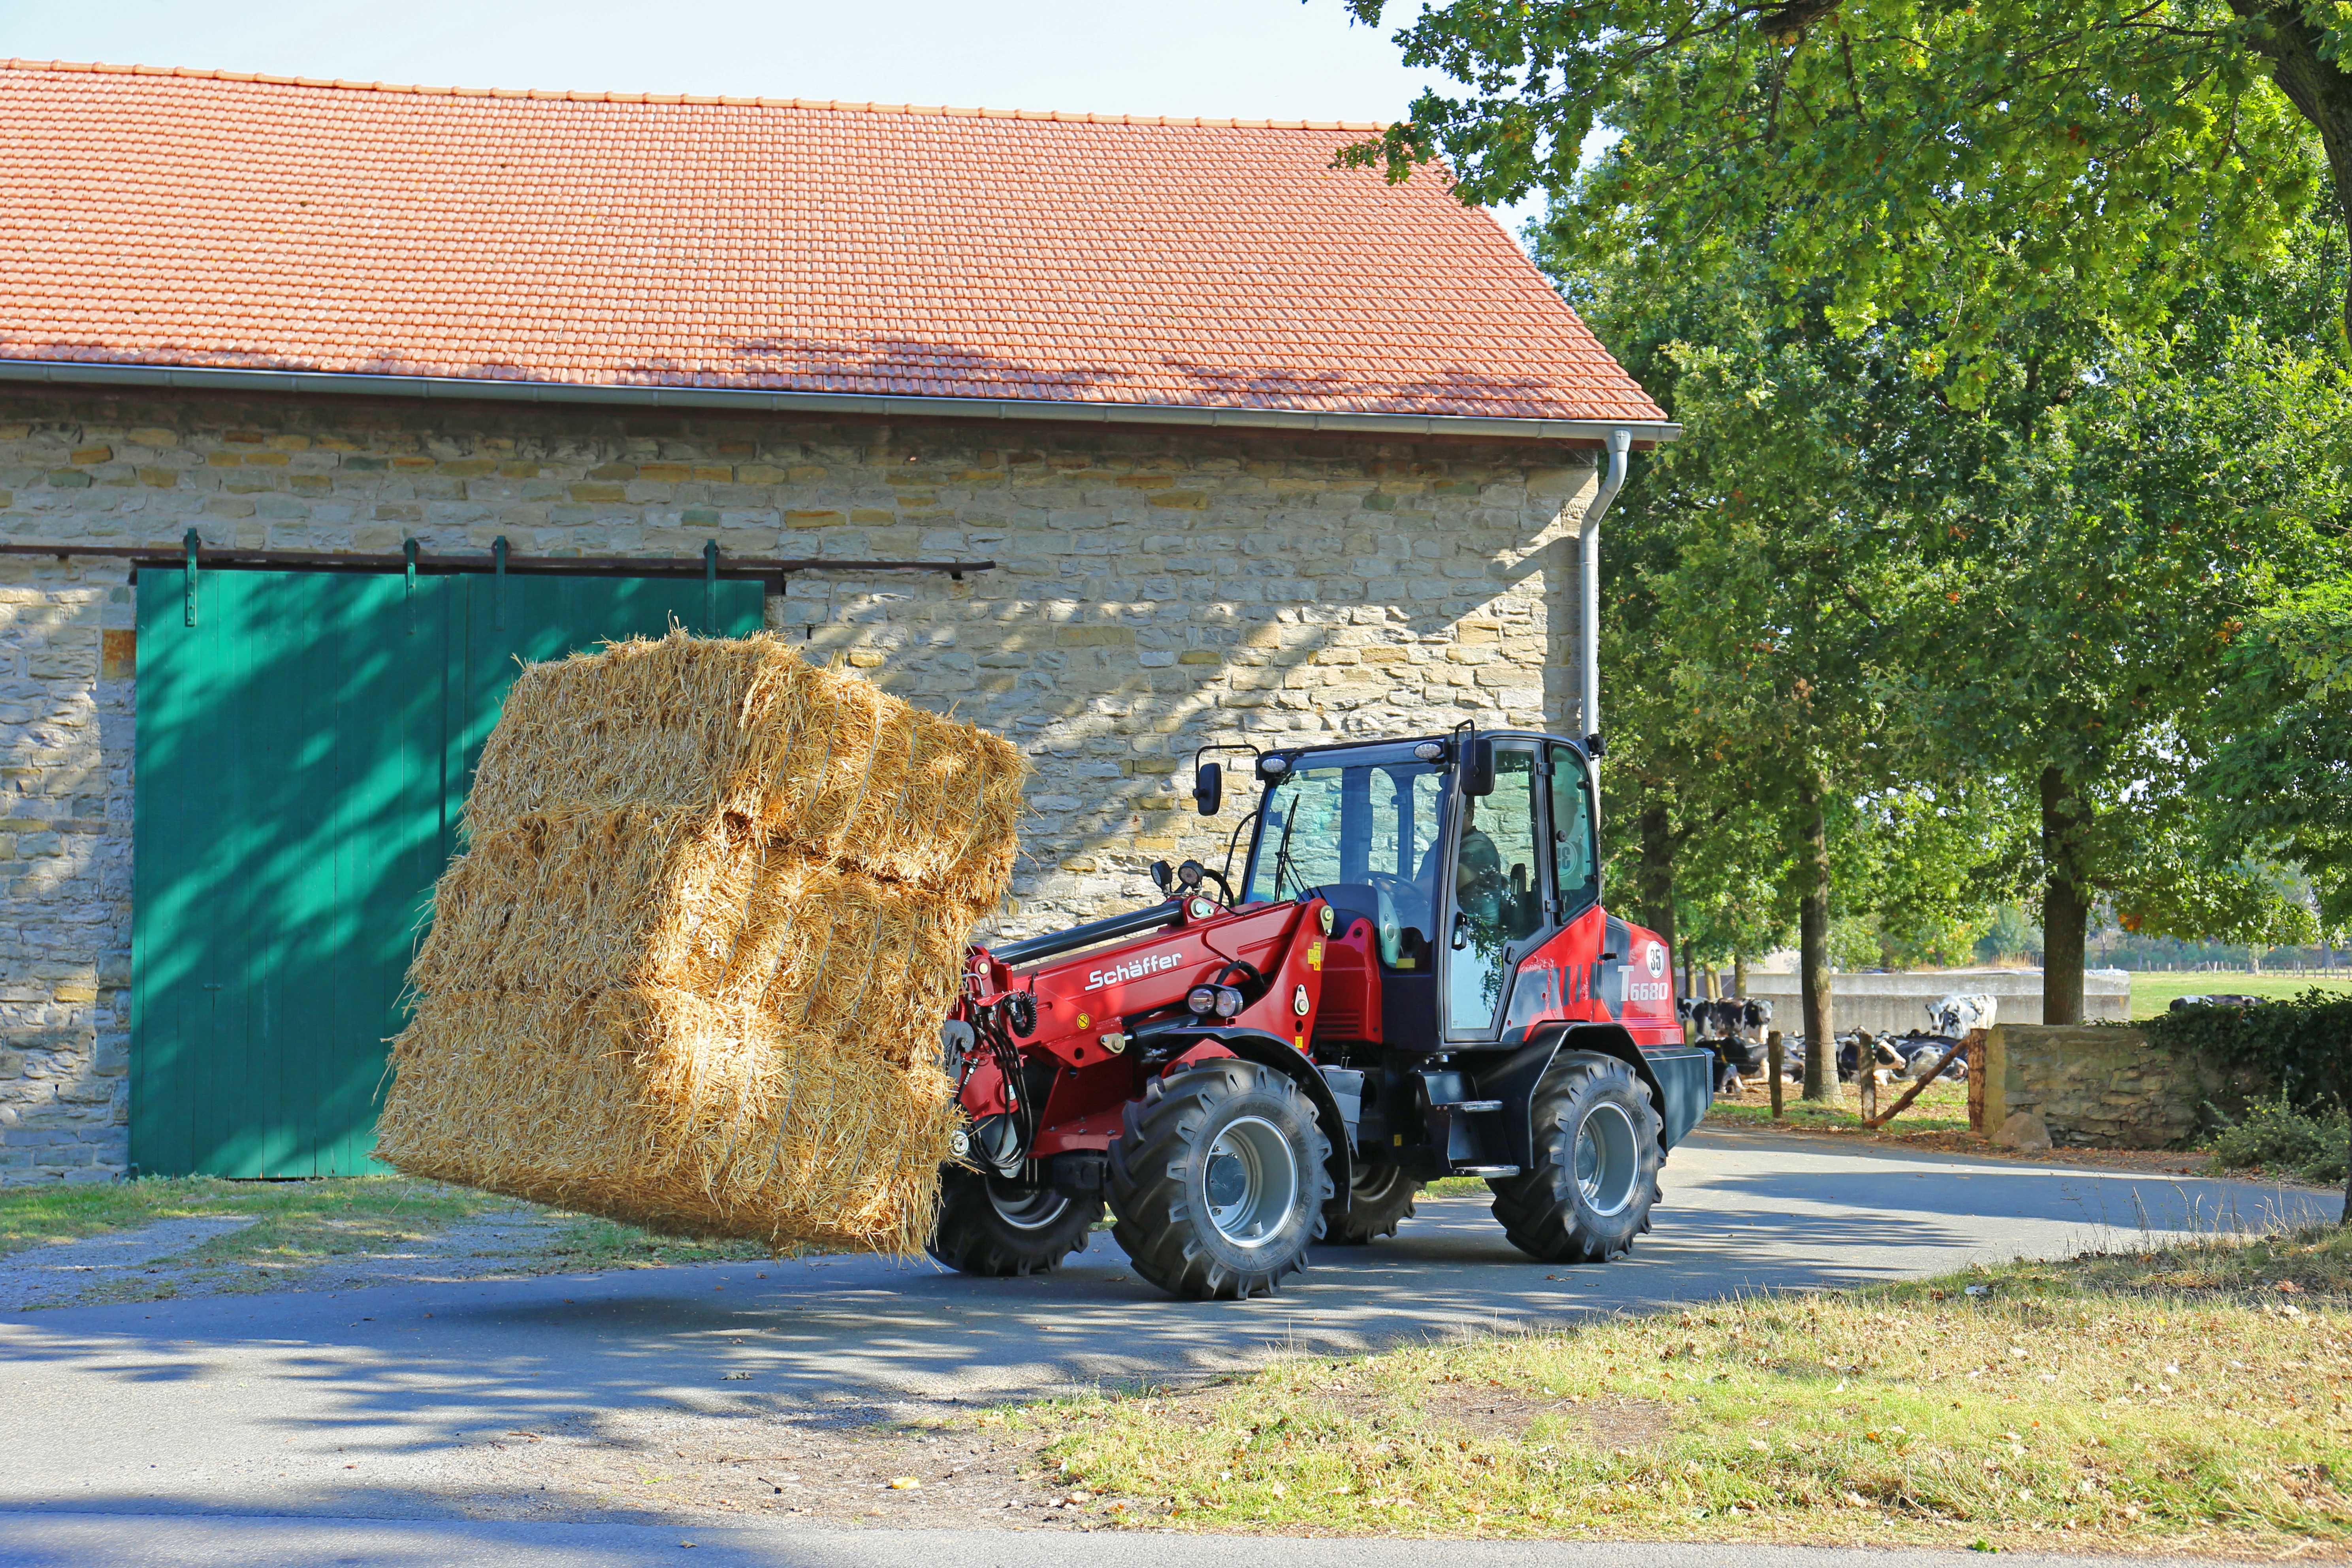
[1202, 1114, 1300, 1247]
[985, 1178, 1071, 1233]
[1573, 1102, 1638, 1217]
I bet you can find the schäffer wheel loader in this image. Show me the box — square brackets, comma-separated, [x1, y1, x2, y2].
[928, 723, 1711, 1301]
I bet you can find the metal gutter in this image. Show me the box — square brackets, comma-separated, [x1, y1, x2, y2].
[0, 358, 1683, 446]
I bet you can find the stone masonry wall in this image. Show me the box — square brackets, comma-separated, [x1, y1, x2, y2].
[0, 385, 1601, 1181]
[1983, 1025, 2260, 1150]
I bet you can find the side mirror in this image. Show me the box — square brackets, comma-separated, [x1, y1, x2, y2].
[1193, 761, 1222, 817]
[1462, 738, 1496, 798]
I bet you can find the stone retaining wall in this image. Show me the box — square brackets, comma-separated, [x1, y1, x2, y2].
[0, 385, 1600, 1181]
[1983, 1024, 2256, 1150]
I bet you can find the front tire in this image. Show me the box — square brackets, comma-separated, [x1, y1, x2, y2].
[1322, 1162, 1421, 1244]
[927, 1165, 1099, 1276]
[1488, 1051, 1662, 1264]
[1108, 1058, 1333, 1300]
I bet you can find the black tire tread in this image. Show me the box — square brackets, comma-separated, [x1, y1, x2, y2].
[1324, 1164, 1421, 1244]
[1487, 1052, 1662, 1264]
[926, 1166, 1099, 1277]
[1107, 1060, 1331, 1300]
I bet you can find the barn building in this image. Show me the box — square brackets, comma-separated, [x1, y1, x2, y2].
[0, 59, 1672, 1182]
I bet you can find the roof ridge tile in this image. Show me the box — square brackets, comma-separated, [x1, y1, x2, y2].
[0, 57, 1388, 129]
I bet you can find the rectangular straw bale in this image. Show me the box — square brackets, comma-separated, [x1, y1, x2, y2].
[378, 857, 977, 1252]
[461, 632, 1024, 903]
[376, 631, 1026, 1254]
[405, 808, 767, 999]
[379, 985, 959, 1252]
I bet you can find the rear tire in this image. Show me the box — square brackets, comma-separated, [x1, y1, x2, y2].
[1108, 1058, 1333, 1300]
[1488, 1050, 1662, 1264]
[1322, 1162, 1421, 1244]
[927, 1165, 1099, 1277]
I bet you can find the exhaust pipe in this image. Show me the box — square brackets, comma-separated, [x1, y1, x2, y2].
[1580, 427, 1634, 764]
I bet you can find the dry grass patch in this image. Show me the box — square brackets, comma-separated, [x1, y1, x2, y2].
[1028, 1225, 2352, 1551]
[1707, 1075, 1973, 1137]
[0, 1175, 510, 1279]
[0, 1175, 503, 1262]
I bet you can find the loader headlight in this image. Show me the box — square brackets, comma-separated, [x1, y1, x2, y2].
[1186, 984, 1246, 1019]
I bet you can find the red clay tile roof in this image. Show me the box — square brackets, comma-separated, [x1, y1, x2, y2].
[0, 60, 1667, 428]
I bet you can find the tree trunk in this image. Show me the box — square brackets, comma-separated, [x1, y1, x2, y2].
[2232, 2, 2352, 335]
[1795, 772, 1838, 1103]
[1733, 953, 1749, 998]
[1635, 794, 1677, 957]
[2039, 765, 2089, 1025]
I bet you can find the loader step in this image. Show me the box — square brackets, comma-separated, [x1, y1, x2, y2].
[1452, 1164, 1520, 1177]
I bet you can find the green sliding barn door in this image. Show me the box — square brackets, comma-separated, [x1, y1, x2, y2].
[130, 569, 765, 1177]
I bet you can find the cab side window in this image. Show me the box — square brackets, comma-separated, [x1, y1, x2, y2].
[1548, 745, 1599, 919]
[1458, 746, 1543, 945]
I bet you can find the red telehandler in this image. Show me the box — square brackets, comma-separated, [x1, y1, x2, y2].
[928, 723, 1710, 1300]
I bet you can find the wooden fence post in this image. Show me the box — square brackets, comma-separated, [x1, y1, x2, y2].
[1857, 1029, 1878, 1122]
[1967, 1027, 1987, 1133]
[1863, 1026, 1980, 1131]
[1767, 1030, 1784, 1121]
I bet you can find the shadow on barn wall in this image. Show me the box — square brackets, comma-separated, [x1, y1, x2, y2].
[772, 424, 1595, 939]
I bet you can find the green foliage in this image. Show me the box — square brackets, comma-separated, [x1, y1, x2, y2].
[1560, 171, 2350, 982]
[1975, 904, 2045, 965]
[2144, 989, 2352, 1120]
[1341, 0, 2331, 393]
[2209, 1096, 2352, 1186]
[2194, 573, 2352, 932]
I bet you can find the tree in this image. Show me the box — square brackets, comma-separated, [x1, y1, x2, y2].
[1577, 280, 1925, 1098]
[1341, 0, 2337, 369]
[1889, 237, 2352, 1015]
[2194, 575, 2352, 933]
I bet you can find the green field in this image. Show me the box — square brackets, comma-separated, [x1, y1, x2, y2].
[2128, 970, 2352, 1019]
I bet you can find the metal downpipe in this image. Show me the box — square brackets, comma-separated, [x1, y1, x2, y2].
[1580, 427, 1635, 770]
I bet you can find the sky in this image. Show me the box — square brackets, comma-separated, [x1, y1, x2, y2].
[2, 0, 1546, 242]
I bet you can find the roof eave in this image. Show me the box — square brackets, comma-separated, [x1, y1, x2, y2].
[0, 359, 1681, 446]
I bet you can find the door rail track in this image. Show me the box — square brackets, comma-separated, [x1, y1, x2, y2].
[0, 540, 995, 596]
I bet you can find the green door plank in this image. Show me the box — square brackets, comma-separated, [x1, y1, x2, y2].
[132, 569, 765, 1178]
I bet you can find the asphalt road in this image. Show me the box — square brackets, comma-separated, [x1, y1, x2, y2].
[0, 1126, 2333, 1565]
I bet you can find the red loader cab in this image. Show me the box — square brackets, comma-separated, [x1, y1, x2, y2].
[931, 726, 1712, 1301]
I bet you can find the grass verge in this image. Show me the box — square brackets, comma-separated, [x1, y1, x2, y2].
[0, 1175, 506, 1263]
[1021, 1223, 2352, 1551]
[1705, 1076, 1973, 1137]
[1, 1175, 795, 1291]
[539, 1214, 789, 1268]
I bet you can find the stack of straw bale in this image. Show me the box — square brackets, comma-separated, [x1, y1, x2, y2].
[374, 632, 1026, 1254]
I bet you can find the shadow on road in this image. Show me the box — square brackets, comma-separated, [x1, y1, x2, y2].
[0, 1131, 2336, 1527]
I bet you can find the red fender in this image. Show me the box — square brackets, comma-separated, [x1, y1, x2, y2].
[1162, 1041, 1239, 1075]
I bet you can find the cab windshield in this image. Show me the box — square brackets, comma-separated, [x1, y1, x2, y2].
[1243, 751, 1449, 971]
